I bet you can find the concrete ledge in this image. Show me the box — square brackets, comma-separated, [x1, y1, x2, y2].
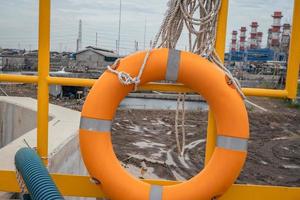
[0, 97, 84, 174]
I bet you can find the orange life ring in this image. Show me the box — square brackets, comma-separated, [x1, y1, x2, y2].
[79, 48, 249, 200]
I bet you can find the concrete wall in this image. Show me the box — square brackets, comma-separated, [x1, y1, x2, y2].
[0, 101, 37, 148]
[0, 97, 91, 199]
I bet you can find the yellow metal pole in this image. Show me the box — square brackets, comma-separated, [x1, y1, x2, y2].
[1, 171, 299, 199]
[205, 0, 229, 165]
[242, 88, 288, 98]
[48, 76, 288, 97]
[48, 76, 96, 87]
[204, 111, 217, 165]
[0, 74, 38, 83]
[215, 0, 229, 62]
[285, 0, 300, 99]
[37, 0, 51, 164]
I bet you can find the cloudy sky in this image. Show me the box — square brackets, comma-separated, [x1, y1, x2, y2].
[0, 0, 294, 55]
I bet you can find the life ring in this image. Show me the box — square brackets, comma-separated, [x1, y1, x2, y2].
[79, 48, 249, 200]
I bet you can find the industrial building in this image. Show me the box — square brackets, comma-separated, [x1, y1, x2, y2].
[226, 11, 291, 63]
[74, 46, 119, 72]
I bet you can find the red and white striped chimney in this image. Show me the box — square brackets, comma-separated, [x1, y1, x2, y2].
[257, 32, 263, 49]
[267, 28, 272, 48]
[271, 11, 283, 48]
[249, 22, 258, 49]
[230, 30, 238, 51]
[239, 27, 247, 51]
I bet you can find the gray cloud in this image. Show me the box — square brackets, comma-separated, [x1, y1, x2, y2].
[0, 0, 294, 54]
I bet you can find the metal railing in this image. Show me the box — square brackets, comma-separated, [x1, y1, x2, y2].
[0, 0, 299, 199]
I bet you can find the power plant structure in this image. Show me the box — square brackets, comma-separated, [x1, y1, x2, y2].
[249, 22, 259, 50]
[226, 11, 291, 63]
[230, 30, 238, 51]
[239, 27, 247, 51]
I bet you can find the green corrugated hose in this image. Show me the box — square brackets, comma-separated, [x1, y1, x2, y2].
[15, 147, 64, 200]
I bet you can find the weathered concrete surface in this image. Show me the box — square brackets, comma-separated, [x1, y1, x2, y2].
[0, 100, 37, 148]
[0, 97, 88, 199]
[0, 97, 85, 173]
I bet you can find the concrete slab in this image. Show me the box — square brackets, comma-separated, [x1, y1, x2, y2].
[0, 96, 84, 173]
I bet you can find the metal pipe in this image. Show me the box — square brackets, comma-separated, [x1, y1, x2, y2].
[0, 74, 38, 83]
[47, 76, 95, 87]
[242, 88, 288, 98]
[285, 0, 300, 99]
[205, 0, 229, 164]
[37, 0, 51, 164]
[204, 111, 217, 165]
[48, 76, 288, 98]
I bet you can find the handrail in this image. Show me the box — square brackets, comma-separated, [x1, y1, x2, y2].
[0, 0, 299, 198]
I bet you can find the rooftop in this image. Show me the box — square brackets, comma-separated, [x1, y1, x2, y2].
[76, 46, 119, 58]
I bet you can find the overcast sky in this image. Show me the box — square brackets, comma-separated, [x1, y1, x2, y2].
[0, 0, 294, 55]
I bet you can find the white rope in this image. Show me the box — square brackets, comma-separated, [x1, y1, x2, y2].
[16, 169, 27, 195]
[175, 93, 187, 156]
[175, 94, 182, 154]
[0, 86, 8, 96]
[180, 93, 186, 156]
[107, 0, 264, 156]
[159, 0, 221, 156]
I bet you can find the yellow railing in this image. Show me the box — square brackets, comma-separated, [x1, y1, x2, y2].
[0, 0, 299, 199]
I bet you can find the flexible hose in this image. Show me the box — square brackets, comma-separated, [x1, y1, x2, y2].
[15, 147, 64, 200]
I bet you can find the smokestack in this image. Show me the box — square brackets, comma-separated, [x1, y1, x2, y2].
[249, 22, 258, 49]
[281, 23, 291, 52]
[267, 28, 272, 48]
[76, 19, 82, 52]
[230, 30, 238, 51]
[257, 32, 263, 49]
[239, 27, 247, 51]
[271, 11, 283, 49]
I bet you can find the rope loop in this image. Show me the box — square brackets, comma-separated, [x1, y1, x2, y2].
[117, 71, 136, 85]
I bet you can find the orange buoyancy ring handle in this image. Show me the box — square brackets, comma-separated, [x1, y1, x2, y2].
[79, 48, 249, 200]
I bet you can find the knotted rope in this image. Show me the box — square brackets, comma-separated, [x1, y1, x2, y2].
[107, 0, 263, 156]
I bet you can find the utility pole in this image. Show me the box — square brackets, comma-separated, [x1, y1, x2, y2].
[116, 40, 118, 53]
[143, 17, 147, 49]
[96, 32, 98, 47]
[134, 40, 139, 51]
[59, 43, 62, 53]
[117, 0, 122, 55]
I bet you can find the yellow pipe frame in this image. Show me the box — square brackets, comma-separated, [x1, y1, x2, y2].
[0, 74, 38, 83]
[0, 0, 300, 199]
[48, 76, 96, 87]
[285, 0, 300, 99]
[204, 111, 217, 165]
[36, 0, 51, 163]
[48, 77, 288, 97]
[0, 171, 299, 199]
[215, 0, 229, 62]
[0, 74, 290, 98]
[204, 0, 229, 165]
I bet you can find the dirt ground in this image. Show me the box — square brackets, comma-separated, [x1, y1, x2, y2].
[0, 83, 299, 187]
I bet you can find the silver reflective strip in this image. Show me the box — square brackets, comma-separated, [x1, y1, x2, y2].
[217, 135, 248, 151]
[165, 49, 181, 81]
[80, 117, 112, 132]
[149, 185, 162, 200]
